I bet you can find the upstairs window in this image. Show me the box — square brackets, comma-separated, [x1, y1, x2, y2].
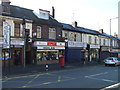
[14, 23, 20, 37]
[88, 36, 92, 44]
[99, 38, 101, 45]
[37, 26, 41, 38]
[103, 39, 106, 46]
[74, 34, 77, 41]
[49, 28, 56, 39]
[65, 32, 68, 39]
[95, 37, 97, 44]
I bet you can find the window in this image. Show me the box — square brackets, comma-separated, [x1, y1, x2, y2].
[74, 34, 77, 41]
[0, 21, 2, 36]
[95, 37, 97, 44]
[103, 39, 106, 46]
[49, 28, 56, 39]
[88, 36, 92, 44]
[65, 32, 68, 38]
[99, 38, 101, 45]
[14, 23, 20, 37]
[37, 26, 41, 38]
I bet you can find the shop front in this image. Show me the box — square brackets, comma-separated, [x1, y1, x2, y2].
[100, 47, 110, 60]
[65, 41, 86, 63]
[0, 39, 24, 66]
[109, 49, 120, 58]
[89, 45, 100, 62]
[34, 41, 65, 64]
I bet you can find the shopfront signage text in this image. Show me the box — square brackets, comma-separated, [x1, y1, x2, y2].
[68, 41, 83, 47]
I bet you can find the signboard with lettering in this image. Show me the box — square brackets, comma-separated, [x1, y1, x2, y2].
[35, 41, 65, 50]
[68, 41, 84, 48]
[3, 25, 11, 48]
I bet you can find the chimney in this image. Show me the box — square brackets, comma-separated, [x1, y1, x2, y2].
[72, 21, 77, 27]
[52, 6, 55, 18]
[114, 32, 118, 38]
[1, 0, 11, 14]
[99, 29, 104, 34]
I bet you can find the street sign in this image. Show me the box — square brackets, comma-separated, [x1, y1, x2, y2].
[3, 25, 11, 49]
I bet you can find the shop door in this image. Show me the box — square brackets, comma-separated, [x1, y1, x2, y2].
[26, 51, 31, 64]
[14, 50, 22, 65]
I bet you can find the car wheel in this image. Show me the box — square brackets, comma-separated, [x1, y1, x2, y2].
[105, 64, 107, 66]
[114, 63, 117, 67]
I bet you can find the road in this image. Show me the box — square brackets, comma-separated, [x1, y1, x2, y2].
[2, 64, 120, 89]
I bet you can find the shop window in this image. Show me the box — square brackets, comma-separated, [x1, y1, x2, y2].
[36, 50, 59, 61]
[49, 28, 56, 39]
[0, 21, 2, 36]
[37, 26, 41, 38]
[14, 23, 20, 37]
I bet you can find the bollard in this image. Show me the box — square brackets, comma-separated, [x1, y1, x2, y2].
[46, 64, 48, 71]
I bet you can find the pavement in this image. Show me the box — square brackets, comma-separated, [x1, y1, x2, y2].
[2, 60, 104, 78]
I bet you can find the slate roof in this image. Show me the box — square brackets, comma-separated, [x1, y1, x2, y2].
[2, 5, 62, 26]
[76, 27, 100, 35]
[61, 23, 77, 31]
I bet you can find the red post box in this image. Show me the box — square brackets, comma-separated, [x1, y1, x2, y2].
[60, 56, 65, 67]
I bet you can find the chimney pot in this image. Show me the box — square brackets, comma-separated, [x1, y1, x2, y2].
[52, 6, 55, 18]
[72, 21, 77, 27]
[99, 29, 104, 34]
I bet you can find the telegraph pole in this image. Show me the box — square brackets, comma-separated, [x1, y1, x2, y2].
[22, 18, 26, 68]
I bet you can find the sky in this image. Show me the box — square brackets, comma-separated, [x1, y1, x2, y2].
[9, 0, 119, 35]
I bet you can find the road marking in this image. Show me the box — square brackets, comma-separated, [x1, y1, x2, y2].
[20, 75, 76, 88]
[100, 83, 120, 90]
[85, 72, 117, 83]
[43, 82, 52, 85]
[21, 74, 41, 88]
[85, 72, 108, 77]
[58, 76, 61, 82]
[114, 70, 118, 72]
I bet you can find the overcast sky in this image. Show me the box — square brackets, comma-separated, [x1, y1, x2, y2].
[10, 0, 119, 35]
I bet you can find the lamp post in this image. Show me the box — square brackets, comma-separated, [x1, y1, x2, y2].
[110, 17, 118, 35]
[109, 17, 118, 56]
[3, 20, 11, 73]
[22, 18, 26, 68]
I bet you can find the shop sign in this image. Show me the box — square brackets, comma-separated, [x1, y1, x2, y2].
[68, 41, 83, 47]
[37, 46, 65, 50]
[90, 45, 100, 49]
[83, 42, 87, 48]
[11, 40, 24, 45]
[35, 41, 65, 47]
[0, 39, 24, 46]
[110, 49, 120, 52]
[101, 49, 109, 51]
[3, 25, 11, 48]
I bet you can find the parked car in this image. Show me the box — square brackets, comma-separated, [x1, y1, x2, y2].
[104, 57, 120, 66]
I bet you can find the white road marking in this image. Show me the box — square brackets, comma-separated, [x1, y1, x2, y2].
[85, 72, 117, 83]
[114, 70, 118, 72]
[85, 72, 108, 77]
[100, 83, 120, 90]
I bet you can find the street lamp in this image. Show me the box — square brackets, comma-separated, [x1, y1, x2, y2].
[110, 17, 118, 35]
[109, 17, 118, 56]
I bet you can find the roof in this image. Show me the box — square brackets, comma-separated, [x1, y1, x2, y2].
[61, 23, 77, 31]
[2, 5, 62, 27]
[76, 27, 100, 35]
